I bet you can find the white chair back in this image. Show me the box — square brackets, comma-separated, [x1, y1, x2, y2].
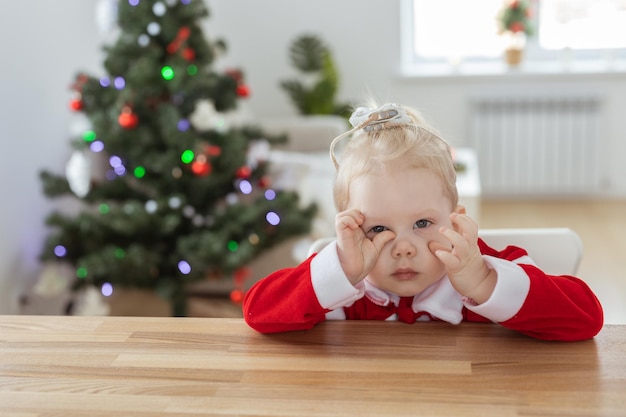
[478, 228, 582, 275]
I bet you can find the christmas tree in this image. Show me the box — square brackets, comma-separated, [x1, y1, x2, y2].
[38, 0, 316, 316]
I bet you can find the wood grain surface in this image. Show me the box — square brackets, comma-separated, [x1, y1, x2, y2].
[1, 316, 624, 416]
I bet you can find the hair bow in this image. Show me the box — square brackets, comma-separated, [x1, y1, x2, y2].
[349, 103, 411, 131]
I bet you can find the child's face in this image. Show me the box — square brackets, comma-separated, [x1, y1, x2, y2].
[348, 165, 459, 297]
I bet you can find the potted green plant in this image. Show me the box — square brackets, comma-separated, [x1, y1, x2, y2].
[280, 35, 351, 120]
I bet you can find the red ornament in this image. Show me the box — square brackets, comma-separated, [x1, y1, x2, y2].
[236, 84, 250, 98]
[258, 176, 271, 188]
[191, 159, 212, 176]
[69, 97, 84, 111]
[70, 73, 89, 92]
[225, 68, 243, 83]
[235, 166, 252, 179]
[118, 106, 139, 129]
[205, 145, 222, 157]
[234, 267, 251, 286]
[230, 289, 244, 304]
[167, 26, 191, 54]
[182, 47, 196, 61]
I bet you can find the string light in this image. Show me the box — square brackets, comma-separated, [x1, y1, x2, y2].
[187, 65, 198, 76]
[90, 141, 104, 152]
[82, 130, 96, 142]
[109, 156, 122, 167]
[98, 204, 110, 215]
[178, 260, 191, 274]
[265, 189, 276, 200]
[99, 77, 110, 87]
[113, 76, 126, 90]
[76, 267, 88, 279]
[181, 149, 194, 164]
[172, 167, 183, 178]
[133, 166, 146, 178]
[177, 119, 190, 131]
[101, 283, 113, 297]
[54, 245, 67, 257]
[227, 241, 239, 252]
[239, 180, 252, 194]
[266, 211, 280, 226]
[161, 66, 174, 80]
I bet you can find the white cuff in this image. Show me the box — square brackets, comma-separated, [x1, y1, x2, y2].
[310, 241, 364, 310]
[464, 255, 530, 323]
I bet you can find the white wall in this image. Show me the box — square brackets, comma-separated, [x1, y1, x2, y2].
[1, 0, 625, 314]
[0, 0, 103, 313]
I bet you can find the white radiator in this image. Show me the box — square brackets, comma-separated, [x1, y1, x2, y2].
[469, 96, 603, 197]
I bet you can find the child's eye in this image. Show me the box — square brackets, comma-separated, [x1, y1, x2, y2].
[369, 225, 388, 234]
[414, 219, 432, 229]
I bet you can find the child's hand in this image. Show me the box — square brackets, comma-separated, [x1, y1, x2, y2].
[335, 209, 395, 285]
[431, 213, 497, 304]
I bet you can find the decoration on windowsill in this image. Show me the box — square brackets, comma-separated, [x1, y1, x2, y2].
[497, 0, 533, 67]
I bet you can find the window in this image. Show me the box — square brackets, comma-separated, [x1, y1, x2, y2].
[539, 0, 626, 50]
[402, 0, 626, 75]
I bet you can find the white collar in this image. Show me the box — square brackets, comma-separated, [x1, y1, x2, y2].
[362, 277, 464, 324]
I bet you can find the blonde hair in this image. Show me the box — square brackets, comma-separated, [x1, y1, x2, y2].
[331, 104, 458, 212]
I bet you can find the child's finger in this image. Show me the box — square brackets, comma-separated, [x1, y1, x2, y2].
[434, 248, 461, 269]
[428, 240, 450, 255]
[439, 226, 466, 250]
[372, 230, 395, 251]
[336, 210, 365, 231]
[450, 213, 478, 240]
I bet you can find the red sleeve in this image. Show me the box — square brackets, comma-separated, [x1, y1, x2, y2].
[242, 255, 329, 333]
[501, 265, 603, 341]
[469, 239, 604, 341]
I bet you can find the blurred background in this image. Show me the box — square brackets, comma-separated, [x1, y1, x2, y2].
[1, 0, 625, 321]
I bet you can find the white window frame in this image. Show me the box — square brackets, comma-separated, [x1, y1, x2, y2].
[400, 0, 626, 77]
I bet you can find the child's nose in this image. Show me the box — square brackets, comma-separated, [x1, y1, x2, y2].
[392, 238, 417, 258]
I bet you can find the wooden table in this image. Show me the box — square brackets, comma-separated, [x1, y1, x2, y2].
[1, 316, 625, 416]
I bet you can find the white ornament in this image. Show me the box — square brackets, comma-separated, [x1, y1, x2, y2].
[168, 196, 182, 209]
[189, 99, 219, 131]
[246, 140, 271, 168]
[153, 2, 167, 16]
[145, 200, 158, 214]
[33, 262, 72, 297]
[147, 22, 161, 36]
[95, 0, 118, 35]
[138, 34, 150, 47]
[220, 101, 255, 129]
[225, 193, 239, 205]
[73, 286, 110, 316]
[66, 150, 92, 198]
[69, 114, 92, 137]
